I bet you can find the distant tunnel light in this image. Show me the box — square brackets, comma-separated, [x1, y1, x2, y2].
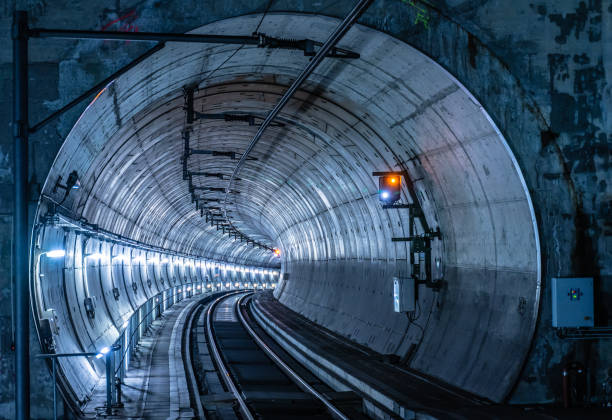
[274, 248, 281, 257]
[46, 249, 66, 258]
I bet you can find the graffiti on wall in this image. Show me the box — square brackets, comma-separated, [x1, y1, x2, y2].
[400, 0, 431, 28]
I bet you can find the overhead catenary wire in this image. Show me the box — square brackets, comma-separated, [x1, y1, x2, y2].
[222, 0, 374, 240]
[187, 1, 277, 252]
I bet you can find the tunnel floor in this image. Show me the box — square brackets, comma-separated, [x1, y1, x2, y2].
[82, 299, 199, 419]
[245, 292, 612, 419]
[78, 291, 611, 420]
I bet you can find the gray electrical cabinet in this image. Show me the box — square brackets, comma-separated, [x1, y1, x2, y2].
[552, 277, 594, 328]
[393, 276, 415, 313]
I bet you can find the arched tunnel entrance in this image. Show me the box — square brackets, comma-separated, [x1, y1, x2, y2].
[31, 12, 540, 416]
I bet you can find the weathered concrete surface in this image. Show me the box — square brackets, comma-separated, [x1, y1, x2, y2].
[35, 14, 539, 404]
[0, 0, 609, 417]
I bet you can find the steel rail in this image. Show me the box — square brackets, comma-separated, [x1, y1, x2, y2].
[237, 293, 350, 420]
[222, 0, 374, 239]
[205, 292, 254, 420]
[183, 299, 206, 419]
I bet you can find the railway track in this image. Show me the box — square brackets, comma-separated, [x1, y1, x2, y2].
[190, 291, 364, 420]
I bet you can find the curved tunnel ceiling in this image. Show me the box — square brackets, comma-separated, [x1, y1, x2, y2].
[38, 13, 540, 402]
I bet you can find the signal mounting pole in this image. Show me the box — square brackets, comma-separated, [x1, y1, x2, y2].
[13, 10, 30, 420]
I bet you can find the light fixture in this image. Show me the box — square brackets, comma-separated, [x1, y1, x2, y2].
[160, 258, 169, 264]
[113, 254, 128, 262]
[85, 253, 104, 261]
[376, 173, 402, 204]
[122, 321, 129, 329]
[95, 346, 111, 359]
[274, 248, 281, 257]
[45, 249, 66, 258]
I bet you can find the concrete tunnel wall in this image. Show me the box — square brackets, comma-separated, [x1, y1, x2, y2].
[33, 221, 278, 405]
[31, 13, 540, 405]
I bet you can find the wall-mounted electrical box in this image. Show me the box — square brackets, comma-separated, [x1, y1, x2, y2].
[552, 277, 594, 328]
[393, 276, 415, 313]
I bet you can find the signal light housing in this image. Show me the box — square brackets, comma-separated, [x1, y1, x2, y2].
[378, 175, 401, 204]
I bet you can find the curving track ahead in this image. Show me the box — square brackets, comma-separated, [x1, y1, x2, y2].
[202, 292, 361, 420]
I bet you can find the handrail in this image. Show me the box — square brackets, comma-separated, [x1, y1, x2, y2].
[113, 286, 202, 376]
[36, 351, 106, 420]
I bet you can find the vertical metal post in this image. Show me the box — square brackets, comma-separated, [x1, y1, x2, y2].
[12, 10, 29, 420]
[105, 352, 112, 415]
[52, 358, 57, 420]
[120, 330, 126, 379]
[111, 351, 116, 404]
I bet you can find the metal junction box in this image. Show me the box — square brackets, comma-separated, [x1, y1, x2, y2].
[393, 276, 415, 313]
[552, 277, 594, 328]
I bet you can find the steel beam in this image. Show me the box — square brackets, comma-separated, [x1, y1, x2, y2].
[13, 11, 29, 420]
[29, 28, 261, 44]
[29, 42, 165, 133]
[28, 29, 360, 59]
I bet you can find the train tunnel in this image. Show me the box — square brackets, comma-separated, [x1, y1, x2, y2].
[5, 1, 610, 419]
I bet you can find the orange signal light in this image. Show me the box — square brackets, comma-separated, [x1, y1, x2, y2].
[274, 248, 281, 256]
[390, 178, 397, 183]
